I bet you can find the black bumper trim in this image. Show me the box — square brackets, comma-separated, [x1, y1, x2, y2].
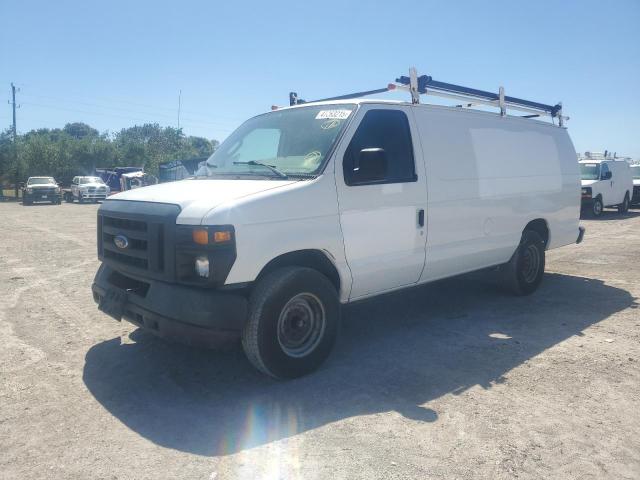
[92, 264, 247, 346]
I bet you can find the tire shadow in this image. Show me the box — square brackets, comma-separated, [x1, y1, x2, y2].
[82, 272, 636, 456]
[580, 209, 640, 221]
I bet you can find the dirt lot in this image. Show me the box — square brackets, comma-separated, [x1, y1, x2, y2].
[1, 201, 639, 480]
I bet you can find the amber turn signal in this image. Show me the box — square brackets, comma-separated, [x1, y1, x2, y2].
[192, 229, 209, 245]
[213, 231, 232, 243]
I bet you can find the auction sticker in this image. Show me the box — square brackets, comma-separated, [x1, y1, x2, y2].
[315, 109, 351, 120]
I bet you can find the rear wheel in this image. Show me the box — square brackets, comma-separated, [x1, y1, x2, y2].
[501, 230, 546, 296]
[592, 196, 603, 217]
[618, 193, 630, 213]
[242, 267, 340, 379]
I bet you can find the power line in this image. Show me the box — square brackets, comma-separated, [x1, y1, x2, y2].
[20, 101, 237, 133]
[20, 94, 237, 128]
[20, 92, 245, 122]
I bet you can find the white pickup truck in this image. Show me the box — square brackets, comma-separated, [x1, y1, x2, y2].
[64, 176, 110, 203]
[92, 73, 583, 378]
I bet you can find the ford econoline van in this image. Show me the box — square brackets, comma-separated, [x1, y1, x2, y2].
[92, 77, 583, 378]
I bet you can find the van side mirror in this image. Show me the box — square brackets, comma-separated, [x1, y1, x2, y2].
[354, 148, 387, 183]
[602, 171, 612, 180]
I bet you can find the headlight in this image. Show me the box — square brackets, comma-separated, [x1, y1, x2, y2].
[194, 256, 210, 278]
[176, 225, 236, 287]
[582, 187, 591, 196]
[54, 187, 60, 193]
[26, 187, 33, 193]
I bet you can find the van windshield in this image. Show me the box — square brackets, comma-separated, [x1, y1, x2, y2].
[79, 176, 104, 184]
[27, 177, 55, 185]
[580, 163, 600, 181]
[199, 105, 355, 178]
[631, 166, 640, 179]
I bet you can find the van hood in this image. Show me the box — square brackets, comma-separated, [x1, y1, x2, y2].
[581, 179, 599, 186]
[106, 178, 297, 220]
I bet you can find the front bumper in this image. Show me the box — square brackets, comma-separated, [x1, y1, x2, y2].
[81, 193, 108, 200]
[580, 196, 593, 209]
[92, 264, 248, 347]
[24, 192, 61, 202]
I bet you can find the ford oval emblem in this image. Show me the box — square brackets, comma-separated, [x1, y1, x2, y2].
[113, 234, 129, 249]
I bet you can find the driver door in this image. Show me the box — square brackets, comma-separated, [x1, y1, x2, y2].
[334, 105, 427, 300]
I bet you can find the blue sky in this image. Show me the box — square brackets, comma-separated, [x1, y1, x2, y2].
[1, 0, 639, 158]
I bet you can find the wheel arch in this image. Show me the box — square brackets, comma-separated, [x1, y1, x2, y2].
[255, 249, 342, 296]
[523, 218, 549, 249]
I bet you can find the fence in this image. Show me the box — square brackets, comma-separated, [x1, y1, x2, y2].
[1, 186, 22, 201]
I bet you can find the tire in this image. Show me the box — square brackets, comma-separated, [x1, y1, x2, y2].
[23, 199, 32, 206]
[242, 267, 340, 379]
[65, 193, 73, 203]
[501, 230, 546, 296]
[78, 194, 84, 204]
[618, 193, 630, 213]
[592, 196, 603, 217]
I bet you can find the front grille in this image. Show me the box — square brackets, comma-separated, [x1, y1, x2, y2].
[101, 216, 151, 272]
[97, 201, 180, 281]
[34, 187, 57, 195]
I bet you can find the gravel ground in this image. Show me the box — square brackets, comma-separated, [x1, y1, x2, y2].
[1, 201, 639, 480]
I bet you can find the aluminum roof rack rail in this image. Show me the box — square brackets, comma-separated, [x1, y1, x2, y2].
[286, 67, 568, 127]
[393, 67, 569, 126]
[288, 87, 391, 107]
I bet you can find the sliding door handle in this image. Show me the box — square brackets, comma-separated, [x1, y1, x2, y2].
[417, 209, 425, 227]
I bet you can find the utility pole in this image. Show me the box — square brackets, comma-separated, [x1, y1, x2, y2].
[9, 83, 19, 198]
[177, 89, 182, 129]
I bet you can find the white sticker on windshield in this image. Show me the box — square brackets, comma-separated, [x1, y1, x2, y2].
[315, 109, 351, 120]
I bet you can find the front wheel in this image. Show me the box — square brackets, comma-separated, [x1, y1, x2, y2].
[501, 230, 546, 296]
[592, 196, 603, 217]
[78, 194, 84, 204]
[618, 193, 630, 213]
[242, 267, 340, 379]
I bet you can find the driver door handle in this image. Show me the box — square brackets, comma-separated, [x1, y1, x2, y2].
[417, 209, 425, 227]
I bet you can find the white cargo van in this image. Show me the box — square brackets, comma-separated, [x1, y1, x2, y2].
[630, 164, 640, 207]
[580, 158, 633, 216]
[92, 71, 583, 378]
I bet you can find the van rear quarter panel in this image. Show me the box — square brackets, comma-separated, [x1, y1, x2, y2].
[413, 106, 579, 282]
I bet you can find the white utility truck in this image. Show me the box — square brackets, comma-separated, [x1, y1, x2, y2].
[630, 164, 640, 207]
[65, 176, 110, 203]
[579, 155, 633, 216]
[92, 69, 584, 378]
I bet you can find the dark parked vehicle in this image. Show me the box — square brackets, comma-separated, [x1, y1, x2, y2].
[22, 177, 62, 205]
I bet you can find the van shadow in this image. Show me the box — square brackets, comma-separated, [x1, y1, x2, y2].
[580, 209, 640, 221]
[82, 273, 635, 457]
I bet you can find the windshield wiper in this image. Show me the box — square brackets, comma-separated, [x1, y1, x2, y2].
[233, 161, 288, 179]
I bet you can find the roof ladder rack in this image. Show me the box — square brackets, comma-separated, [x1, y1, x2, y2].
[285, 67, 568, 127]
[393, 67, 569, 126]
